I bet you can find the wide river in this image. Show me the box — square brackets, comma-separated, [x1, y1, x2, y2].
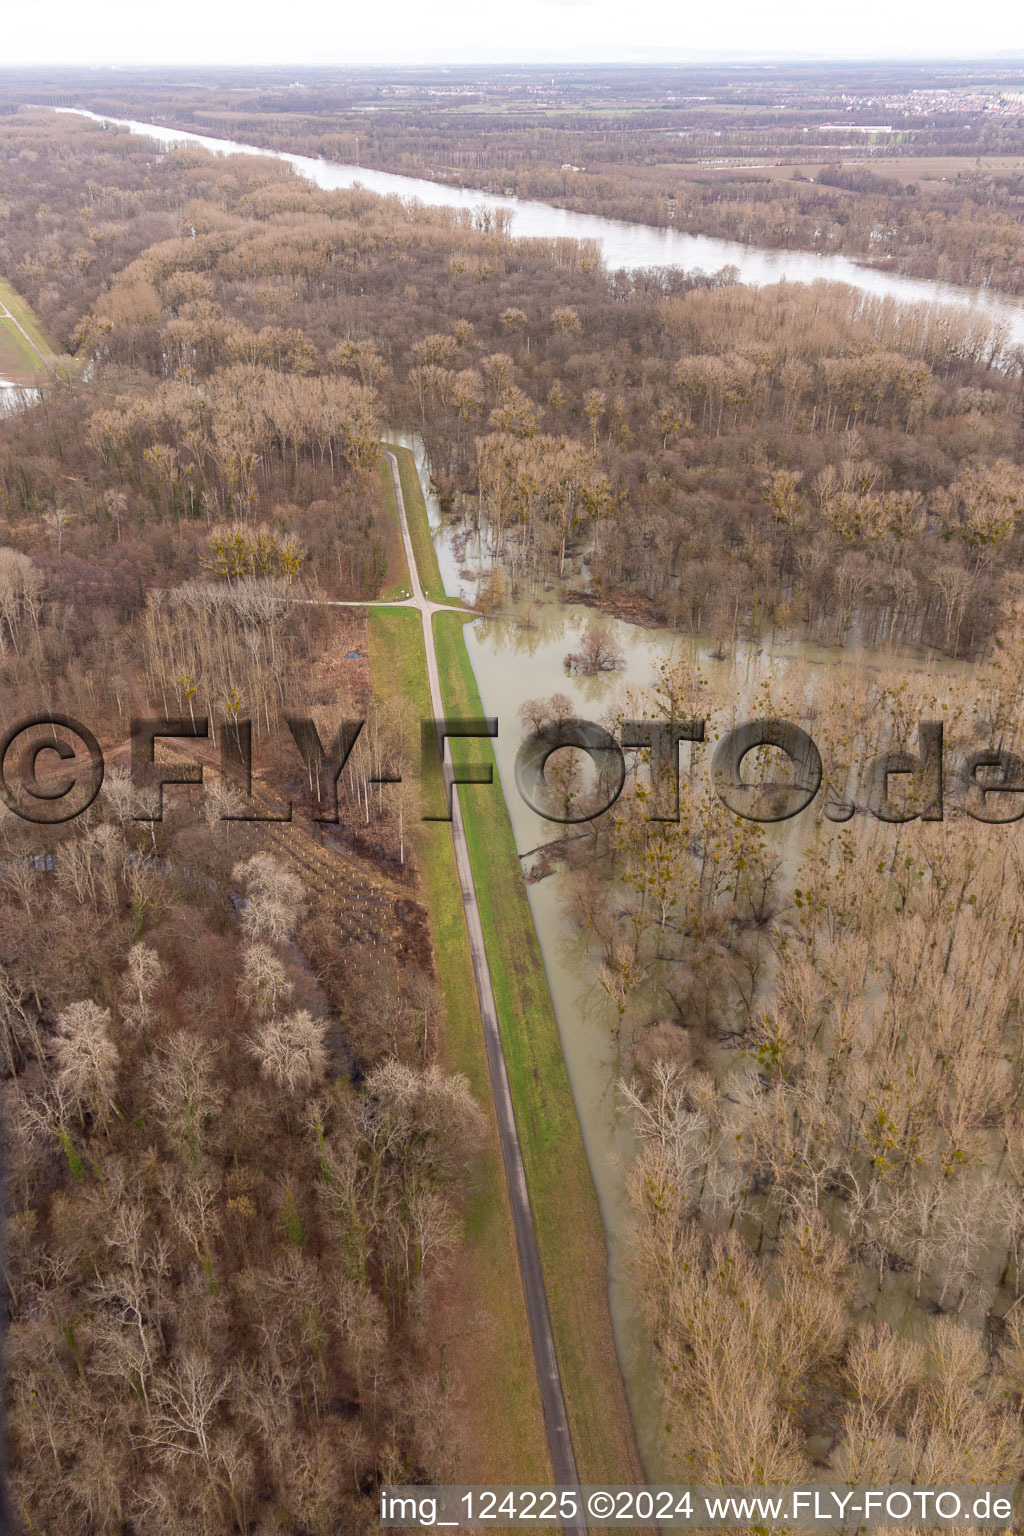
[58, 106, 1024, 348]
[55, 108, 1006, 1476]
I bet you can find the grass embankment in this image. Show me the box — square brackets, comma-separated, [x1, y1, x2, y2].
[366, 605, 554, 1493]
[432, 608, 646, 1492]
[386, 441, 462, 606]
[376, 452, 414, 600]
[0, 275, 55, 382]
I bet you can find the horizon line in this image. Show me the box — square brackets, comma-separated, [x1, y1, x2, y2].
[6, 52, 1024, 70]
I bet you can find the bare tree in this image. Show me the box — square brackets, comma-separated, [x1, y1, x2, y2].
[249, 1009, 328, 1096]
[147, 1350, 226, 1471]
[118, 942, 165, 1038]
[232, 853, 304, 944]
[54, 1000, 119, 1131]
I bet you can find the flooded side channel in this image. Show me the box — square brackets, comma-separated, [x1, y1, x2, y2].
[400, 433, 974, 1479]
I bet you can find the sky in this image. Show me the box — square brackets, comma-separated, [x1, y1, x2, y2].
[2, 0, 1023, 67]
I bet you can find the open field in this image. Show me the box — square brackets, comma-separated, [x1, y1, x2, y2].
[366, 605, 556, 1498]
[432, 607, 647, 1494]
[0, 274, 55, 382]
[669, 152, 1024, 183]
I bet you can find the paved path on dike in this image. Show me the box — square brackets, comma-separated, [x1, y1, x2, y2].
[377, 449, 587, 1526]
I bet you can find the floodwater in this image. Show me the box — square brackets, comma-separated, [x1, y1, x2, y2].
[56, 106, 1024, 349]
[0, 379, 35, 414]
[457, 607, 974, 1478]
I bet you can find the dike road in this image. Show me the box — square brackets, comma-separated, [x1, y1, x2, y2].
[378, 449, 588, 1530]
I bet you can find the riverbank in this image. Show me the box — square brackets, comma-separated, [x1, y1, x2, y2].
[44, 103, 1024, 302]
[51, 109, 1024, 351]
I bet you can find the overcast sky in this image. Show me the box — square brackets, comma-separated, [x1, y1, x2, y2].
[3, 0, 1023, 67]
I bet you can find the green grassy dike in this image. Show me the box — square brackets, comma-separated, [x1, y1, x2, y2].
[390, 442, 462, 605]
[377, 454, 414, 601]
[432, 608, 647, 1493]
[366, 605, 555, 1498]
[372, 442, 645, 1505]
[0, 274, 55, 379]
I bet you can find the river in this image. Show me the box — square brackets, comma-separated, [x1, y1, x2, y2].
[55, 106, 1024, 350]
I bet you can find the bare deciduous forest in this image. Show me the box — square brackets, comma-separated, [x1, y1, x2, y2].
[0, 110, 487, 1534]
[1, 108, 1023, 659]
[2, 73, 1024, 1529]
